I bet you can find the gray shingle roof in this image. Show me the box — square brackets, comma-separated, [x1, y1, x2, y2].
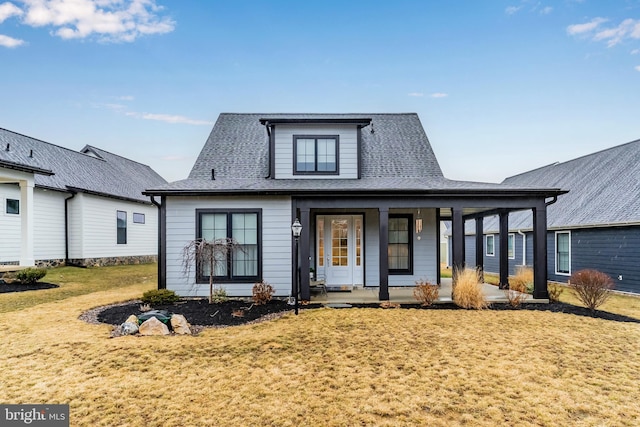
[475, 138, 640, 232]
[0, 128, 166, 203]
[148, 113, 563, 195]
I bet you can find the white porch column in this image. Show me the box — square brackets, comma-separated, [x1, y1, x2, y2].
[20, 179, 35, 266]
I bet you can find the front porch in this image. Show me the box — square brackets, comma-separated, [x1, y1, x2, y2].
[309, 277, 548, 304]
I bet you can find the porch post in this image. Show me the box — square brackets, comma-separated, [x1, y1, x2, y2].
[533, 205, 549, 299]
[499, 211, 509, 289]
[451, 208, 465, 286]
[299, 208, 311, 301]
[378, 207, 389, 300]
[19, 179, 35, 267]
[475, 217, 484, 282]
[436, 209, 441, 285]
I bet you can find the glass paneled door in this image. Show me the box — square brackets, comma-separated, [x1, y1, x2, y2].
[318, 215, 363, 288]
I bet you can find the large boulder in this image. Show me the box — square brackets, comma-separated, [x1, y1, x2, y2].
[119, 322, 139, 335]
[125, 314, 139, 325]
[170, 314, 191, 335]
[138, 316, 170, 336]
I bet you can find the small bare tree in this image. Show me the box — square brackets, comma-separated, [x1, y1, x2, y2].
[182, 237, 244, 304]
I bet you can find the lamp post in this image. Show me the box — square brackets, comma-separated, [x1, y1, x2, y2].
[291, 218, 302, 315]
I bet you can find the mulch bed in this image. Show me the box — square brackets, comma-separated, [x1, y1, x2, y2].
[0, 281, 59, 293]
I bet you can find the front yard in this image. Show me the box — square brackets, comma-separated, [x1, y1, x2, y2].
[1, 264, 639, 426]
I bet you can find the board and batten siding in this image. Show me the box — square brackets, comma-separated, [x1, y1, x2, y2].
[164, 195, 292, 297]
[274, 124, 358, 179]
[0, 184, 22, 263]
[68, 193, 158, 259]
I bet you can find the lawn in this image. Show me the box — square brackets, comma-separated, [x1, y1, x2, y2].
[1, 265, 640, 426]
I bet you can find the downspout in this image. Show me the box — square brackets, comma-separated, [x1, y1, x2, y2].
[517, 230, 526, 266]
[64, 191, 77, 266]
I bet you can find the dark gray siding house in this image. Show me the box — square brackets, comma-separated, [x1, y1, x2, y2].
[144, 113, 565, 301]
[453, 138, 640, 294]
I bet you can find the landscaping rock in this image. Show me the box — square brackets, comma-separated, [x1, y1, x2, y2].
[138, 317, 170, 336]
[170, 314, 191, 335]
[125, 314, 138, 325]
[120, 322, 139, 335]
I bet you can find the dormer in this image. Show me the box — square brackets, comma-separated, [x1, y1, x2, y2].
[260, 116, 371, 179]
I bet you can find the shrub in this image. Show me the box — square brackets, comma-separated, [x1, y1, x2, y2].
[453, 268, 489, 309]
[548, 283, 564, 303]
[252, 281, 275, 305]
[504, 279, 528, 308]
[512, 267, 534, 294]
[210, 287, 228, 304]
[569, 269, 613, 312]
[16, 268, 47, 285]
[141, 289, 179, 306]
[413, 279, 439, 306]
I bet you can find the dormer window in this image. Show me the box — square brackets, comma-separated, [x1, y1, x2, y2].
[293, 135, 339, 175]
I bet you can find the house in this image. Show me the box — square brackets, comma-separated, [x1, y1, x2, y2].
[454, 138, 640, 294]
[144, 113, 565, 300]
[0, 128, 167, 268]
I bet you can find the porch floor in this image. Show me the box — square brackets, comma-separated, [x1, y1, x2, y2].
[310, 278, 549, 304]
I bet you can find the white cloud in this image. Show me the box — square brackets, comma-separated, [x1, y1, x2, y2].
[126, 111, 214, 126]
[632, 49, 639, 55]
[115, 95, 134, 101]
[540, 6, 553, 15]
[0, 1, 22, 22]
[567, 17, 608, 35]
[505, 5, 522, 15]
[408, 92, 424, 97]
[635, 65, 640, 71]
[0, 33, 25, 47]
[430, 93, 448, 98]
[18, 0, 175, 43]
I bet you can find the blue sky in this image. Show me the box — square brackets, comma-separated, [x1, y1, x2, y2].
[1, 1, 639, 183]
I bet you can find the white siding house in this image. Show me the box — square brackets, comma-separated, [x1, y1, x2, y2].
[0, 128, 166, 268]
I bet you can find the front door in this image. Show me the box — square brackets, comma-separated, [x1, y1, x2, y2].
[319, 215, 363, 288]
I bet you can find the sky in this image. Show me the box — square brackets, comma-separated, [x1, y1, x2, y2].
[1, 0, 639, 184]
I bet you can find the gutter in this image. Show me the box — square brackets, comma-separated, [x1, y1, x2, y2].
[64, 191, 77, 266]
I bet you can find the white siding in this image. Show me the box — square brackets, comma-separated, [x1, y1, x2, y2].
[0, 184, 21, 263]
[70, 193, 158, 259]
[274, 124, 358, 179]
[165, 196, 292, 297]
[33, 189, 66, 260]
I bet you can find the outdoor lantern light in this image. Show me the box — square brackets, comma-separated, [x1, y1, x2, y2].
[291, 218, 302, 238]
[291, 218, 302, 315]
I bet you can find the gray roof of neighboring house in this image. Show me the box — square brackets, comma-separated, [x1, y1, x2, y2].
[470, 138, 640, 233]
[147, 113, 563, 195]
[0, 128, 167, 203]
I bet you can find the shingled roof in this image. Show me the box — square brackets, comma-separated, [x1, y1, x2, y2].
[148, 113, 563, 195]
[476, 138, 640, 232]
[0, 128, 166, 203]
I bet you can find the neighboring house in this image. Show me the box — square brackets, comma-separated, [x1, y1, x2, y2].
[454, 138, 640, 294]
[0, 128, 167, 268]
[144, 113, 564, 300]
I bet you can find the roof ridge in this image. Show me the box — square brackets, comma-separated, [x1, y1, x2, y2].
[553, 138, 640, 166]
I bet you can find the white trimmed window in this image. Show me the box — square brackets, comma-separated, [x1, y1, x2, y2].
[117, 211, 127, 244]
[555, 231, 571, 275]
[486, 234, 495, 256]
[508, 233, 515, 259]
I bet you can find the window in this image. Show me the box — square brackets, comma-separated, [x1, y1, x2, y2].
[486, 235, 495, 256]
[133, 213, 145, 224]
[293, 135, 339, 174]
[6, 199, 19, 215]
[508, 233, 515, 259]
[556, 231, 571, 275]
[317, 218, 324, 267]
[197, 210, 261, 282]
[388, 215, 412, 274]
[117, 211, 127, 244]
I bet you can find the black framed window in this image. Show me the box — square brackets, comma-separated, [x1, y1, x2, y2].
[197, 210, 261, 283]
[6, 199, 19, 215]
[133, 213, 145, 224]
[388, 215, 412, 274]
[117, 211, 127, 244]
[294, 135, 339, 174]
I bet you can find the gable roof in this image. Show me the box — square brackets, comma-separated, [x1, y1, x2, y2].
[148, 113, 563, 196]
[0, 128, 167, 203]
[475, 138, 640, 232]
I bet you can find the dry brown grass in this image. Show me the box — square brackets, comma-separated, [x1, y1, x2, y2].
[2, 266, 640, 426]
[453, 268, 489, 309]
